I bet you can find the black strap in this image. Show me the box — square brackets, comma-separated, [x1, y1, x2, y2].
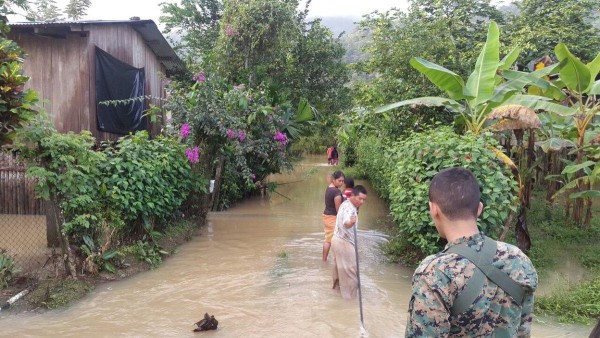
[445, 236, 525, 315]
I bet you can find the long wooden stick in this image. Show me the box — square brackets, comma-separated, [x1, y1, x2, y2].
[353, 224, 364, 327]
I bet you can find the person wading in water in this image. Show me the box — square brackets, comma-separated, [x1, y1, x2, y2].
[322, 170, 344, 261]
[331, 185, 368, 299]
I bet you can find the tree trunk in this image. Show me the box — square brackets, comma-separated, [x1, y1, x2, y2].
[46, 195, 77, 278]
[524, 130, 535, 209]
[44, 200, 60, 248]
[584, 197, 592, 228]
[565, 197, 570, 221]
[572, 128, 586, 226]
[210, 155, 225, 211]
[546, 151, 557, 202]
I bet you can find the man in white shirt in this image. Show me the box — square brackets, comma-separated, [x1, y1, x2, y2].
[331, 185, 367, 299]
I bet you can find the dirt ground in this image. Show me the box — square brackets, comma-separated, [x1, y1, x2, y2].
[1, 221, 202, 314]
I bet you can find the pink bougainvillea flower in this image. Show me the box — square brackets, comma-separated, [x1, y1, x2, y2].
[225, 24, 236, 37]
[251, 173, 256, 181]
[273, 131, 288, 146]
[186, 146, 200, 164]
[193, 70, 205, 83]
[180, 123, 191, 139]
[226, 129, 236, 139]
[238, 130, 246, 142]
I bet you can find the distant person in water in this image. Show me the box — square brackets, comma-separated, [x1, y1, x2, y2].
[331, 146, 339, 166]
[331, 185, 367, 299]
[322, 170, 345, 261]
[343, 177, 354, 200]
[326, 146, 333, 165]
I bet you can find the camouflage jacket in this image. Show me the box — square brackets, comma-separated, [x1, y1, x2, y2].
[405, 232, 538, 337]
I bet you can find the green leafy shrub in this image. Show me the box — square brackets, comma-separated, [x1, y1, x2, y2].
[0, 250, 19, 289]
[25, 129, 106, 235]
[101, 131, 195, 224]
[18, 121, 197, 274]
[357, 127, 518, 255]
[355, 135, 393, 200]
[122, 240, 169, 268]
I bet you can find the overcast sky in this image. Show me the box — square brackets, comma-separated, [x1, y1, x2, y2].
[11, 0, 410, 23]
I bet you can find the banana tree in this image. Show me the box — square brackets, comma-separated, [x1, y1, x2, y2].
[375, 21, 572, 133]
[543, 44, 600, 227]
[374, 21, 569, 250]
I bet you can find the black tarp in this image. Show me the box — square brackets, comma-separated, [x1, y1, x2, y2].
[95, 46, 146, 134]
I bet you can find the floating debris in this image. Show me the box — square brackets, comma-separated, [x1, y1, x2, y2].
[193, 313, 218, 332]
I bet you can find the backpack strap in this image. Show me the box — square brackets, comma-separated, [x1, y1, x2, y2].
[445, 236, 525, 316]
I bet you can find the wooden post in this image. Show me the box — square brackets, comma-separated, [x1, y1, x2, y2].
[210, 156, 225, 211]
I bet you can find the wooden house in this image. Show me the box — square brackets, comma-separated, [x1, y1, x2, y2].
[8, 19, 183, 140]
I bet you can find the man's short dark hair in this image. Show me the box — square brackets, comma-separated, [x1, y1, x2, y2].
[353, 185, 367, 196]
[429, 167, 480, 220]
[345, 177, 355, 189]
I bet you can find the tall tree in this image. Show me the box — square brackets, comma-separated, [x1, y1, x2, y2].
[214, 0, 300, 87]
[507, 0, 600, 64]
[65, 0, 91, 20]
[28, 0, 63, 21]
[159, 0, 223, 61]
[211, 0, 350, 115]
[349, 1, 503, 137]
[290, 19, 350, 116]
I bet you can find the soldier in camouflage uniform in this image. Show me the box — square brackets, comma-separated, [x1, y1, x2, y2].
[406, 167, 538, 337]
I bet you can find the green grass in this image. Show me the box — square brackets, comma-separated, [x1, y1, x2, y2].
[518, 190, 600, 323]
[163, 219, 197, 241]
[536, 277, 600, 324]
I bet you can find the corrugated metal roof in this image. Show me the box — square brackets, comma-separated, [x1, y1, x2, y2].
[9, 19, 184, 74]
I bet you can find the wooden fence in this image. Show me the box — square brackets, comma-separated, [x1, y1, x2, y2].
[0, 152, 44, 215]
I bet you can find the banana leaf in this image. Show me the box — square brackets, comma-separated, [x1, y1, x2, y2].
[410, 57, 466, 100]
[374, 97, 463, 114]
[585, 53, 600, 92]
[295, 98, 314, 123]
[561, 161, 596, 175]
[465, 21, 499, 106]
[555, 43, 591, 94]
[500, 95, 576, 116]
[589, 80, 600, 95]
[570, 190, 600, 199]
[537, 137, 575, 152]
[497, 47, 521, 71]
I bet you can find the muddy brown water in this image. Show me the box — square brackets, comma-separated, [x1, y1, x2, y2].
[0, 156, 593, 337]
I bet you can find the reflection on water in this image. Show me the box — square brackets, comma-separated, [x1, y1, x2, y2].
[0, 156, 592, 337]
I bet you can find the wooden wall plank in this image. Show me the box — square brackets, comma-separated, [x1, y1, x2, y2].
[79, 33, 91, 132]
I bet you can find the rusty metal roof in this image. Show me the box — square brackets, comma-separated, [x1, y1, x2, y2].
[9, 19, 184, 74]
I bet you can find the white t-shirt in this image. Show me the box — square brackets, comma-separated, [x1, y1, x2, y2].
[334, 200, 358, 245]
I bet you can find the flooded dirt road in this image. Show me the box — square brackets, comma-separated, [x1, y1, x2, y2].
[1, 156, 592, 337]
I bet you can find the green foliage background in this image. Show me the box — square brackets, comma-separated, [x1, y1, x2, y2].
[356, 127, 518, 255]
